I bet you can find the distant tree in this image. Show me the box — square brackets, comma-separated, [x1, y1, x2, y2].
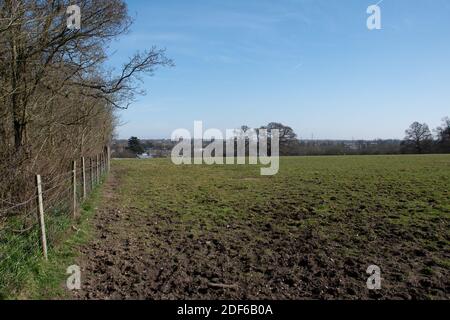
[259, 123, 299, 156]
[435, 117, 450, 153]
[402, 122, 433, 154]
[261, 123, 297, 143]
[233, 125, 252, 140]
[127, 137, 145, 154]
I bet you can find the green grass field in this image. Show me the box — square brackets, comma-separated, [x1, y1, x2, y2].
[75, 155, 449, 299]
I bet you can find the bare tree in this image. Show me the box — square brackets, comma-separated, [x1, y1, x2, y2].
[260, 123, 297, 143]
[435, 117, 450, 152]
[0, 0, 172, 214]
[1, 0, 172, 151]
[402, 122, 433, 154]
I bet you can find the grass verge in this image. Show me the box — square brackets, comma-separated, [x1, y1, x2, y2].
[0, 183, 103, 300]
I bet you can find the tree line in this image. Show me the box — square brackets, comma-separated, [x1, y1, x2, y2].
[0, 1, 171, 215]
[118, 118, 450, 158]
[401, 118, 450, 154]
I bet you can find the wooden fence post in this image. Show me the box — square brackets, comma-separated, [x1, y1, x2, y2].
[107, 146, 111, 173]
[35, 175, 48, 261]
[72, 161, 77, 218]
[103, 149, 106, 174]
[100, 152, 104, 175]
[90, 157, 94, 191]
[104, 147, 107, 173]
[81, 157, 86, 200]
[96, 154, 100, 184]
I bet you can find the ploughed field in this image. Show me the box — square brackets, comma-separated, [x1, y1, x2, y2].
[74, 155, 450, 299]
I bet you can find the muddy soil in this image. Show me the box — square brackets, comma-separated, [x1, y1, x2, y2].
[72, 166, 449, 300]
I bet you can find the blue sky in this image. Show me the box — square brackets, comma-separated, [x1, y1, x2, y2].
[109, 0, 450, 140]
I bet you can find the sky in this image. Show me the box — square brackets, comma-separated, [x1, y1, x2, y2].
[108, 0, 450, 140]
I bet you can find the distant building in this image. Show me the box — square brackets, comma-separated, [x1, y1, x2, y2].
[137, 153, 153, 159]
[344, 142, 359, 151]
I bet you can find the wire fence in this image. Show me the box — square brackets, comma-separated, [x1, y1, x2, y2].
[0, 147, 111, 297]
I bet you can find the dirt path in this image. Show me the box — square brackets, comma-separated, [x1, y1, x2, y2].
[72, 167, 156, 299]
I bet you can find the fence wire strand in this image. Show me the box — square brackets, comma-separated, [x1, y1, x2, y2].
[0, 195, 38, 214]
[1, 151, 110, 295]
